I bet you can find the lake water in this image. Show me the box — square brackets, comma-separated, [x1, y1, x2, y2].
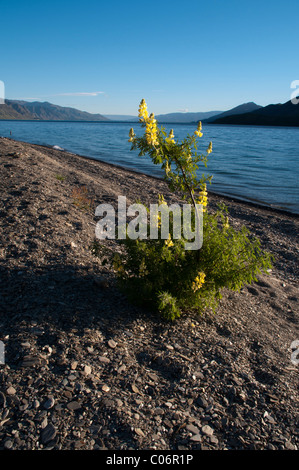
[0, 120, 298, 214]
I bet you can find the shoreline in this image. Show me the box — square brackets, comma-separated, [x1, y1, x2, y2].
[2, 136, 299, 219]
[0, 136, 298, 450]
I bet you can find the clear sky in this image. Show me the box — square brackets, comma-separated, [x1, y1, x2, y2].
[0, 0, 298, 115]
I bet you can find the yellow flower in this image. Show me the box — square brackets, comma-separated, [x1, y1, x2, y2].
[165, 233, 174, 247]
[166, 129, 175, 143]
[145, 113, 158, 146]
[192, 272, 206, 292]
[223, 216, 229, 230]
[128, 127, 135, 142]
[138, 98, 149, 121]
[207, 141, 212, 154]
[194, 121, 203, 137]
[197, 184, 208, 212]
[158, 194, 167, 206]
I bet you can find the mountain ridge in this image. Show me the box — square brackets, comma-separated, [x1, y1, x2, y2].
[0, 100, 109, 121]
[210, 99, 299, 127]
[204, 102, 262, 123]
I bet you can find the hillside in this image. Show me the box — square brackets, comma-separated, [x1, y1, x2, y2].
[0, 100, 109, 121]
[155, 110, 222, 123]
[210, 99, 299, 127]
[205, 102, 262, 123]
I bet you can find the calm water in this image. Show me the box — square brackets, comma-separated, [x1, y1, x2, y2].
[1, 120, 298, 214]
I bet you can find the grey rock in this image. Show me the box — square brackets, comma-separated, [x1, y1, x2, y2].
[4, 439, 13, 450]
[43, 396, 55, 409]
[186, 424, 200, 435]
[197, 395, 209, 408]
[41, 423, 57, 445]
[67, 401, 81, 411]
[21, 355, 40, 367]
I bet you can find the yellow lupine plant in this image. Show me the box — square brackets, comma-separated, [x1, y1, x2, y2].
[95, 99, 274, 321]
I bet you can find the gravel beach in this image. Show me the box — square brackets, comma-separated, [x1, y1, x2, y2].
[0, 137, 298, 451]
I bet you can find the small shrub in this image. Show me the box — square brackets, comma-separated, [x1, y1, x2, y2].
[72, 186, 94, 212]
[94, 99, 273, 320]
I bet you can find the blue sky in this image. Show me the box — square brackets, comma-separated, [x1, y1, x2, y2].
[0, 0, 298, 115]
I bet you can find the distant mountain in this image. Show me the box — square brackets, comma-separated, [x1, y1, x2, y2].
[210, 99, 299, 127]
[0, 100, 109, 121]
[104, 111, 224, 123]
[204, 102, 262, 123]
[155, 111, 223, 123]
[0, 100, 35, 120]
[103, 114, 139, 122]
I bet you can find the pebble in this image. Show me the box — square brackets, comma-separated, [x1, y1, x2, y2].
[210, 435, 219, 445]
[41, 423, 57, 445]
[67, 401, 81, 411]
[33, 399, 40, 409]
[135, 428, 145, 437]
[197, 395, 209, 408]
[84, 365, 92, 376]
[202, 425, 214, 437]
[6, 386, 16, 395]
[43, 397, 55, 409]
[284, 441, 296, 450]
[4, 440, 13, 450]
[186, 424, 200, 435]
[131, 384, 141, 394]
[190, 434, 202, 442]
[108, 339, 117, 349]
[98, 356, 110, 364]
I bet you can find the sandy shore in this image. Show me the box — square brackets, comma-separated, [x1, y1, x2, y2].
[0, 137, 298, 451]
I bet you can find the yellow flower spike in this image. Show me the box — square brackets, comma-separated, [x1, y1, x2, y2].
[128, 127, 135, 142]
[138, 98, 149, 122]
[191, 272, 206, 292]
[197, 184, 208, 212]
[207, 141, 212, 154]
[145, 112, 158, 146]
[166, 129, 175, 144]
[158, 194, 167, 206]
[165, 233, 174, 248]
[194, 121, 203, 137]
